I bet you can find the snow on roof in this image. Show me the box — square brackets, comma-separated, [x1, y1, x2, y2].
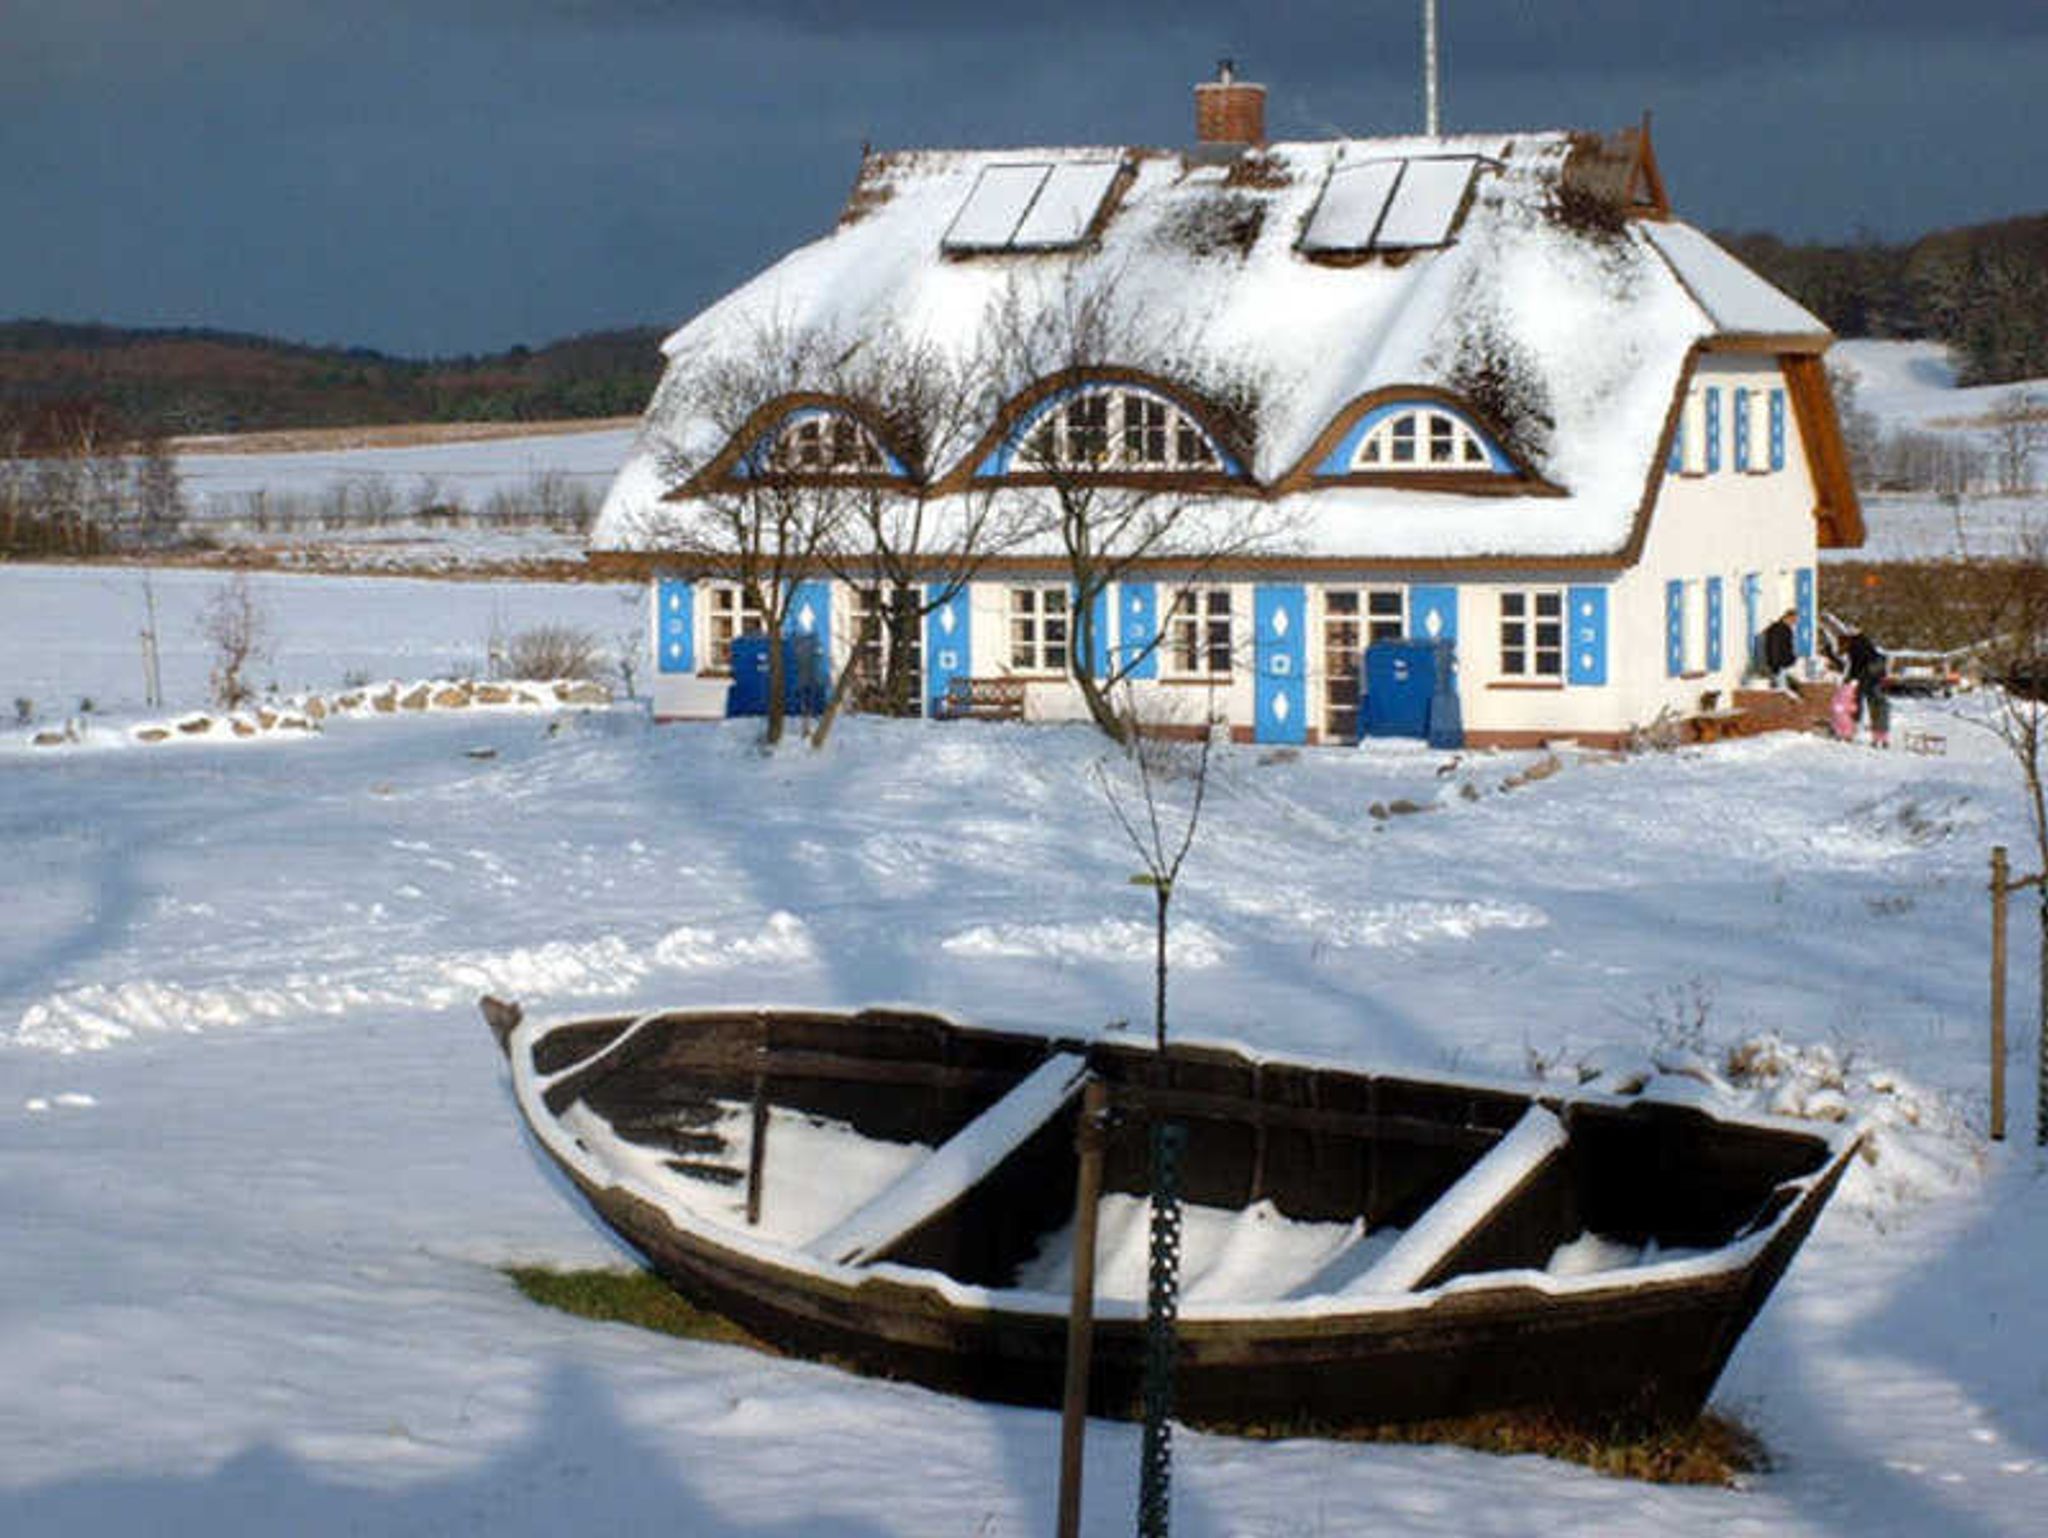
[594, 131, 1827, 564]
[1645, 222, 1827, 338]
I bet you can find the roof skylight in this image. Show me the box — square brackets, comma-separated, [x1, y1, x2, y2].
[1298, 155, 1483, 255]
[943, 160, 1122, 253]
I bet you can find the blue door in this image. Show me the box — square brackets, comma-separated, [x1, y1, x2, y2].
[1254, 586, 1307, 744]
[1364, 641, 1436, 738]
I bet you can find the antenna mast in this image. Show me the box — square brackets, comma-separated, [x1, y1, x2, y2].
[1424, 0, 1442, 136]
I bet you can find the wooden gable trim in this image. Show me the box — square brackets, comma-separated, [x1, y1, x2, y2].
[1783, 353, 1867, 550]
[933, 365, 1258, 493]
[1272, 384, 1564, 495]
[664, 392, 921, 501]
[1623, 114, 1671, 220]
[1699, 332, 1829, 356]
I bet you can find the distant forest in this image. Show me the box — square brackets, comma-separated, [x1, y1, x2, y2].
[1716, 210, 2048, 387]
[1, 205, 2043, 444]
[0, 321, 667, 439]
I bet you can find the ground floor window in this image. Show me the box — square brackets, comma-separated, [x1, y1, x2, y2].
[1499, 589, 1564, 679]
[849, 583, 924, 713]
[1166, 586, 1235, 679]
[1007, 585, 1069, 674]
[707, 584, 766, 671]
[1322, 587, 1407, 739]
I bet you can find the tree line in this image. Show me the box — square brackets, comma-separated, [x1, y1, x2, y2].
[1719, 210, 2048, 387]
[0, 396, 182, 557]
[0, 321, 667, 435]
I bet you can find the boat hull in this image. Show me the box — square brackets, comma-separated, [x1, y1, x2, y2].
[496, 1003, 1854, 1431]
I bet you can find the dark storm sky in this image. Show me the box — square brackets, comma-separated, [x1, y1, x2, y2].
[6, 1, 2045, 356]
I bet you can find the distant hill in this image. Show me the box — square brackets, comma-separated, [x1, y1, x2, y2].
[1715, 212, 2048, 388]
[0, 321, 667, 436]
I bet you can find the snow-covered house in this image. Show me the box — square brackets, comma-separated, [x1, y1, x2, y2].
[590, 69, 1863, 748]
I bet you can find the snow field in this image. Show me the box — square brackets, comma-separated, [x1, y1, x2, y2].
[2, 564, 2046, 1536]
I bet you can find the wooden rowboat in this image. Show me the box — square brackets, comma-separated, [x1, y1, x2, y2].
[485, 1000, 1856, 1430]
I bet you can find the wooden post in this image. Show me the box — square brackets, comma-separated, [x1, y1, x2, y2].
[1992, 845, 2009, 1142]
[745, 1066, 770, 1226]
[1056, 1077, 1109, 1538]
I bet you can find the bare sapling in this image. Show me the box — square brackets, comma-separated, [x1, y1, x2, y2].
[198, 572, 272, 711]
[1093, 691, 1216, 1051]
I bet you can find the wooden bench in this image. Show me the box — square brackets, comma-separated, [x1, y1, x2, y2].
[937, 676, 1027, 721]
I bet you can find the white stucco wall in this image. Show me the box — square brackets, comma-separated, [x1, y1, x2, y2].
[642, 353, 1827, 741]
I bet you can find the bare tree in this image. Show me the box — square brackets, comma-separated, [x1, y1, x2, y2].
[984, 272, 1283, 743]
[198, 573, 272, 711]
[1988, 388, 2043, 498]
[134, 427, 185, 543]
[807, 330, 1048, 746]
[644, 322, 857, 747]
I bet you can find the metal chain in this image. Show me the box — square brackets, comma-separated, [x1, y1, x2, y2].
[2038, 890, 2048, 1148]
[1137, 1120, 1186, 1538]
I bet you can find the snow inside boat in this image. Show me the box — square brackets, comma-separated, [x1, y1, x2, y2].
[486, 1001, 1856, 1429]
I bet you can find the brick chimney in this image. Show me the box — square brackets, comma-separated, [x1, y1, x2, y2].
[1194, 59, 1265, 147]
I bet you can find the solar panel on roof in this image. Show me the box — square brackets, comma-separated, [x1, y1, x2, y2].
[943, 164, 1052, 252]
[1298, 160, 1401, 253]
[1375, 157, 1478, 249]
[1012, 161, 1121, 249]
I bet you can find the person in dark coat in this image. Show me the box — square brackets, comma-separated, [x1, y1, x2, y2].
[1842, 629, 1890, 747]
[1761, 609, 1801, 695]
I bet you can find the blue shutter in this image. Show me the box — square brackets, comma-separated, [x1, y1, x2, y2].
[1733, 388, 1752, 472]
[656, 578, 695, 674]
[786, 580, 831, 640]
[1666, 410, 1685, 475]
[1566, 586, 1607, 686]
[1253, 585, 1308, 745]
[1073, 584, 1112, 678]
[925, 581, 972, 714]
[1409, 585, 1458, 645]
[1770, 389, 1787, 471]
[1120, 582, 1159, 680]
[1665, 580, 1685, 677]
[1795, 568, 1815, 657]
[1742, 573, 1762, 671]
[1706, 577, 1725, 671]
[1704, 388, 1722, 474]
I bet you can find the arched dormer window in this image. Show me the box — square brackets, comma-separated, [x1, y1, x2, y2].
[731, 405, 908, 480]
[1305, 394, 1530, 484]
[986, 384, 1236, 476]
[1353, 407, 1494, 470]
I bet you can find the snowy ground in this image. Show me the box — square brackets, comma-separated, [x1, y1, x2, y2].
[3, 563, 2045, 1536]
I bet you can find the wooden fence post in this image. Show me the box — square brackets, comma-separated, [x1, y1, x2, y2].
[1991, 845, 2009, 1142]
[1057, 1076, 1109, 1538]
